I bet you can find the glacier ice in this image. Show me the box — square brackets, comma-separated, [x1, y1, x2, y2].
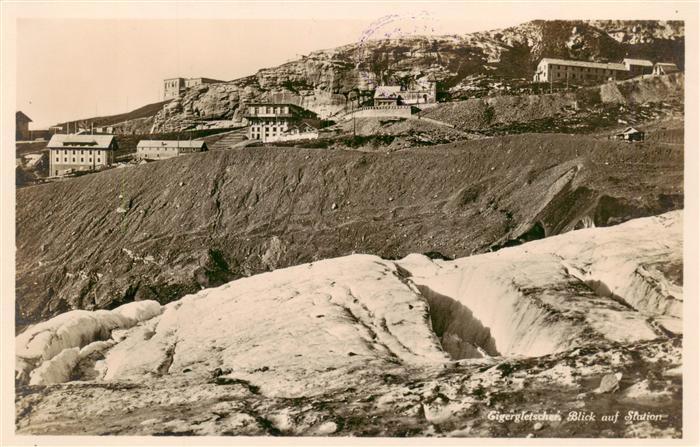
[15, 212, 682, 390]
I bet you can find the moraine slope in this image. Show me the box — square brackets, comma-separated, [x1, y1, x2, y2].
[15, 132, 683, 327]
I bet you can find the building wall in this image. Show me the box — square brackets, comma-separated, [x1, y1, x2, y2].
[626, 64, 653, 77]
[136, 144, 206, 160]
[374, 98, 398, 106]
[266, 131, 319, 142]
[136, 146, 181, 160]
[245, 104, 319, 142]
[16, 119, 30, 141]
[247, 118, 292, 142]
[184, 78, 221, 88]
[373, 83, 436, 107]
[177, 145, 207, 154]
[534, 62, 628, 84]
[185, 79, 202, 88]
[247, 105, 292, 117]
[343, 106, 412, 120]
[49, 148, 114, 176]
[164, 78, 185, 100]
[402, 83, 437, 104]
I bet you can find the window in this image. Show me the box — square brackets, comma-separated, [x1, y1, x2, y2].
[56, 158, 59, 162]
[64, 158, 67, 162]
[72, 158, 75, 162]
[81, 158, 84, 162]
[97, 158, 101, 163]
[72, 150, 76, 155]
[89, 158, 92, 162]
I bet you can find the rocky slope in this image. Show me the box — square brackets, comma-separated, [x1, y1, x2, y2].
[15, 132, 683, 327]
[55, 100, 172, 136]
[419, 73, 684, 133]
[15, 212, 683, 437]
[148, 20, 683, 131]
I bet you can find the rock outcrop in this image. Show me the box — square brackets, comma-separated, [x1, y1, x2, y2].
[15, 212, 683, 437]
[419, 73, 684, 133]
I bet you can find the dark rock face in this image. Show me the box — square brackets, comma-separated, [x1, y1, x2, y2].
[15, 132, 683, 327]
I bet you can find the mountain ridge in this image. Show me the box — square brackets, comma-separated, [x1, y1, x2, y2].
[51, 20, 684, 133]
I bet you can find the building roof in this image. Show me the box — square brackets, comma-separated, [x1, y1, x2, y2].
[539, 58, 627, 71]
[619, 127, 643, 135]
[16, 111, 32, 122]
[623, 58, 654, 67]
[48, 134, 116, 149]
[655, 62, 679, 68]
[289, 119, 322, 132]
[189, 77, 224, 83]
[374, 86, 402, 99]
[302, 119, 322, 129]
[247, 102, 303, 108]
[136, 140, 207, 149]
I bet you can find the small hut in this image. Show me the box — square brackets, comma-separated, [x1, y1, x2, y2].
[615, 127, 645, 142]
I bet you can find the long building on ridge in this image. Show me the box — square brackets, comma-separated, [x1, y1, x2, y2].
[532, 58, 630, 84]
[533, 57, 678, 85]
[136, 140, 208, 160]
[47, 134, 118, 177]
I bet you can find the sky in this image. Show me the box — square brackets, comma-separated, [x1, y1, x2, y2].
[16, 14, 524, 129]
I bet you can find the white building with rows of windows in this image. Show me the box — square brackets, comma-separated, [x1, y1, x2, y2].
[533, 58, 630, 84]
[136, 140, 208, 160]
[244, 103, 319, 143]
[47, 134, 117, 177]
[532, 57, 681, 85]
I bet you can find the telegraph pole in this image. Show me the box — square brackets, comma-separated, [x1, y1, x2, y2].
[352, 94, 356, 138]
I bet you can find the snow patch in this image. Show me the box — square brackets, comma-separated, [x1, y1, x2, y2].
[29, 347, 80, 385]
[16, 300, 162, 383]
